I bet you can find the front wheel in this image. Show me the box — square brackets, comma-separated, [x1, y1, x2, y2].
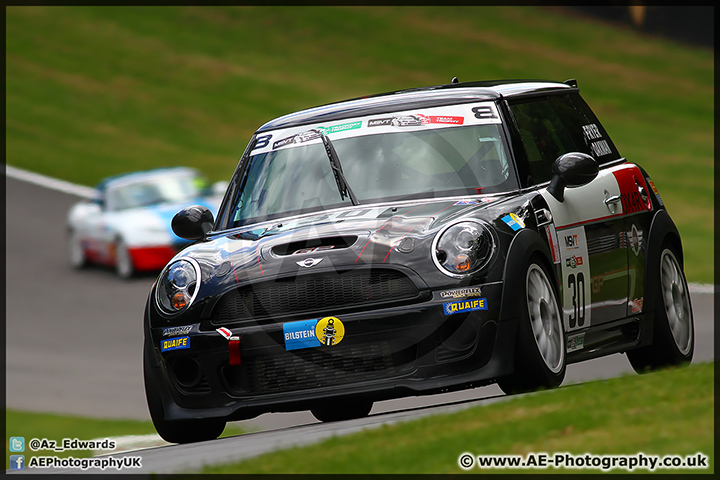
[68, 230, 88, 269]
[627, 244, 694, 373]
[143, 349, 226, 444]
[498, 259, 566, 395]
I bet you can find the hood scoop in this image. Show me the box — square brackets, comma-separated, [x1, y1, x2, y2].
[272, 235, 358, 256]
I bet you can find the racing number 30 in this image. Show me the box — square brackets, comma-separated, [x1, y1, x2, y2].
[567, 272, 586, 328]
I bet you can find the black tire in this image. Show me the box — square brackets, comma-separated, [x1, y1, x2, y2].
[627, 243, 694, 373]
[115, 237, 135, 279]
[498, 258, 566, 395]
[311, 400, 373, 423]
[143, 349, 226, 444]
[68, 230, 89, 269]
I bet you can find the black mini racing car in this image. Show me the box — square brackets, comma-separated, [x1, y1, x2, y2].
[143, 78, 694, 443]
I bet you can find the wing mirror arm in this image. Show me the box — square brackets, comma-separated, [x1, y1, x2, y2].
[547, 152, 599, 202]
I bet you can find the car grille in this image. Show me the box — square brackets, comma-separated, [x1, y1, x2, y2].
[224, 341, 413, 394]
[213, 269, 420, 325]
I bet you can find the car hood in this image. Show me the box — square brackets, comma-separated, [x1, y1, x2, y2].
[181, 193, 519, 291]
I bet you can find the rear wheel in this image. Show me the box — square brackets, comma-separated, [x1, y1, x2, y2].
[143, 349, 226, 444]
[311, 400, 373, 423]
[115, 238, 135, 279]
[498, 259, 566, 395]
[627, 243, 694, 373]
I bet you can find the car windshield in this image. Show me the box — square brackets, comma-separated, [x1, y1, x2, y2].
[227, 102, 517, 228]
[107, 173, 203, 211]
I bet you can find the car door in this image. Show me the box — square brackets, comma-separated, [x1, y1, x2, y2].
[506, 95, 629, 333]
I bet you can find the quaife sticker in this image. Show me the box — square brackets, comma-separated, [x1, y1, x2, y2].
[161, 336, 190, 352]
[443, 298, 488, 316]
[283, 317, 345, 350]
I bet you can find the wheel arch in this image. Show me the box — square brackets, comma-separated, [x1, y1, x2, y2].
[499, 228, 557, 323]
[643, 209, 683, 313]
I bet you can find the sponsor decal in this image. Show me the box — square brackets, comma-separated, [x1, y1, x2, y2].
[545, 224, 561, 264]
[501, 213, 525, 231]
[647, 178, 664, 206]
[443, 298, 488, 316]
[630, 297, 644, 314]
[161, 336, 190, 352]
[273, 130, 322, 150]
[283, 316, 345, 351]
[612, 165, 652, 214]
[567, 332, 585, 353]
[628, 224, 643, 256]
[565, 255, 584, 269]
[316, 316, 345, 346]
[440, 286, 483, 299]
[296, 257, 324, 268]
[317, 121, 362, 135]
[162, 325, 193, 337]
[417, 114, 464, 125]
[454, 199, 479, 205]
[591, 274, 604, 294]
[564, 233, 580, 250]
[368, 114, 465, 127]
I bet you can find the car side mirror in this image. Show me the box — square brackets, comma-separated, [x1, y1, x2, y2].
[172, 205, 214, 240]
[547, 152, 599, 202]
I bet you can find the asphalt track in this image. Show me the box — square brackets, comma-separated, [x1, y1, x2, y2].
[4, 173, 715, 473]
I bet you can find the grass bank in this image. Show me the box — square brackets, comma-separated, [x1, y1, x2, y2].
[6, 6, 713, 282]
[199, 361, 714, 474]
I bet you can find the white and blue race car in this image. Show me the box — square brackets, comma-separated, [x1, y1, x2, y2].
[67, 167, 224, 278]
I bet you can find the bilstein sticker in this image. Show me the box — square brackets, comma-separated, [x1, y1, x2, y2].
[443, 298, 488, 316]
[283, 316, 345, 350]
[161, 336, 190, 352]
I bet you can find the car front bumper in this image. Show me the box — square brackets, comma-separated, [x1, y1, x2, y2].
[144, 281, 517, 422]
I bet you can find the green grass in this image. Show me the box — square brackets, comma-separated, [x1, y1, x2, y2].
[4, 409, 244, 469]
[5, 6, 713, 283]
[199, 362, 715, 474]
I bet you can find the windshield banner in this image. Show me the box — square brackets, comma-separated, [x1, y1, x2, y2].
[251, 102, 501, 155]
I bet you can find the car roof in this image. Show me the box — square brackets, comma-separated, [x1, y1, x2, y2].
[256, 79, 575, 133]
[96, 167, 198, 192]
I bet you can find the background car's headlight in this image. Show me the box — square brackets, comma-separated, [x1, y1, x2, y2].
[155, 258, 201, 315]
[432, 221, 494, 277]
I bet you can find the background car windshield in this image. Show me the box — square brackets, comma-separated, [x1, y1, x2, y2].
[230, 124, 516, 227]
[108, 174, 202, 211]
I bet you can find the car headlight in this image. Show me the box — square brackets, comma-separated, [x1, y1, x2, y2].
[155, 258, 201, 315]
[432, 220, 495, 277]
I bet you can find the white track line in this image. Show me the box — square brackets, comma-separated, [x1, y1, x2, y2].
[6, 164, 96, 199]
[5, 164, 715, 294]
